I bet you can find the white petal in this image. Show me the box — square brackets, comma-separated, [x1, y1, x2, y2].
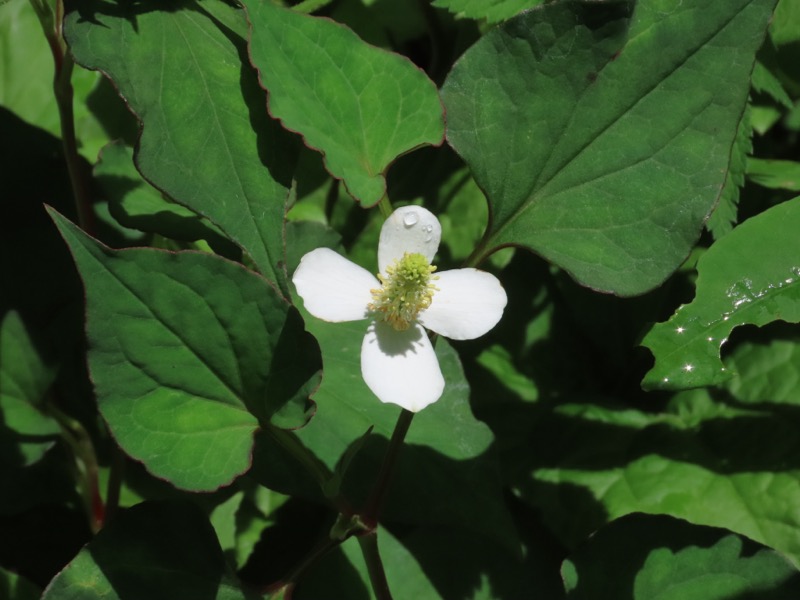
[361, 322, 444, 412]
[418, 269, 507, 340]
[378, 206, 441, 274]
[292, 248, 378, 322]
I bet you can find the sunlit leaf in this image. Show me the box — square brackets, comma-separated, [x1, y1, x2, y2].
[64, 0, 297, 292]
[50, 210, 319, 491]
[243, 0, 444, 206]
[443, 0, 777, 295]
[642, 196, 800, 390]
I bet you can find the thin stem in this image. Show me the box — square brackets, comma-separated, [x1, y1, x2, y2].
[104, 445, 126, 525]
[463, 233, 493, 268]
[30, 0, 96, 234]
[48, 403, 104, 533]
[265, 425, 350, 512]
[363, 409, 414, 526]
[292, 0, 334, 14]
[377, 195, 393, 219]
[266, 535, 341, 596]
[357, 531, 393, 600]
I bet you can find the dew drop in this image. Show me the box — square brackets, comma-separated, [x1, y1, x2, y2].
[403, 211, 418, 227]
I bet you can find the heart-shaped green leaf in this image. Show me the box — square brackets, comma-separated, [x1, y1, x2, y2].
[64, 0, 297, 292]
[442, 0, 777, 295]
[243, 1, 444, 206]
[642, 196, 800, 391]
[50, 210, 319, 491]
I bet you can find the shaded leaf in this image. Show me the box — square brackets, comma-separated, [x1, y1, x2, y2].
[0, 565, 40, 600]
[442, 0, 776, 295]
[504, 393, 800, 565]
[0, 311, 60, 467]
[243, 0, 444, 206]
[432, 0, 543, 24]
[642, 196, 800, 390]
[42, 501, 256, 600]
[64, 0, 297, 292]
[50, 210, 320, 491]
[563, 513, 800, 599]
[94, 141, 239, 256]
[726, 325, 800, 405]
[0, 0, 106, 159]
[747, 158, 800, 192]
[278, 304, 516, 550]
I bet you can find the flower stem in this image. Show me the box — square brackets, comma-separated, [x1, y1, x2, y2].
[104, 444, 126, 525]
[357, 530, 393, 600]
[48, 402, 104, 533]
[363, 408, 414, 526]
[266, 425, 350, 512]
[265, 535, 340, 597]
[30, 0, 96, 234]
[377, 195, 393, 220]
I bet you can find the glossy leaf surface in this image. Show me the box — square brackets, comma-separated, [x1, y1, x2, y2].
[642, 197, 800, 390]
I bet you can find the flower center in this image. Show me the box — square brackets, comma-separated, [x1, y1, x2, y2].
[369, 253, 438, 331]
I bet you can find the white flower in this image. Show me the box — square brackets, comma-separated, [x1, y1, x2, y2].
[292, 206, 507, 412]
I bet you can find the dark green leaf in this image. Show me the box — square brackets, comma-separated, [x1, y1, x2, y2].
[563, 513, 800, 599]
[507, 395, 800, 565]
[94, 141, 239, 256]
[281, 307, 516, 549]
[706, 103, 752, 240]
[65, 0, 297, 292]
[442, 0, 777, 295]
[243, 0, 444, 206]
[42, 501, 256, 600]
[747, 158, 800, 192]
[432, 0, 543, 24]
[50, 210, 319, 491]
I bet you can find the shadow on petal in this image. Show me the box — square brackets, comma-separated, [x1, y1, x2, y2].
[371, 320, 425, 357]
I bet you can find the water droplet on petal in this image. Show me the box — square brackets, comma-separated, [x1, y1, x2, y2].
[403, 211, 418, 227]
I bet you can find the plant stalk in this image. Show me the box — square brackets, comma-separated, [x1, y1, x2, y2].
[48, 402, 104, 533]
[357, 530, 393, 600]
[30, 0, 96, 234]
[363, 408, 414, 526]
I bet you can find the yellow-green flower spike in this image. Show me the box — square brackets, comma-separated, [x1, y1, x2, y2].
[369, 253, 438, 331]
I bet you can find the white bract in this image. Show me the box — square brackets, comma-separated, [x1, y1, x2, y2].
[292, 206, 507, 412]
